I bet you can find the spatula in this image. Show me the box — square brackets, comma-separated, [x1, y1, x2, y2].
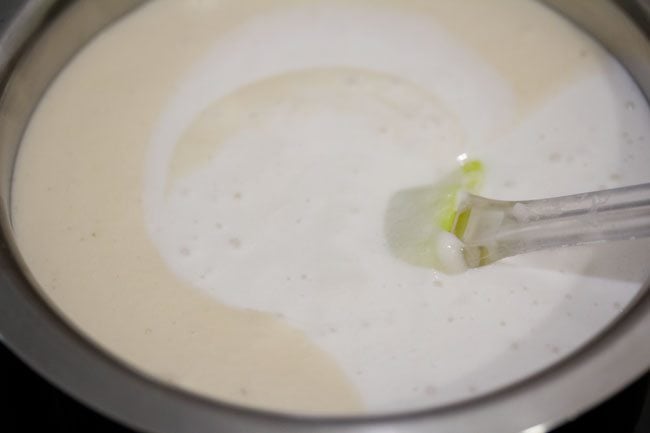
[385, 162, 650, 273]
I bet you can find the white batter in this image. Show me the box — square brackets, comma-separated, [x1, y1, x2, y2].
[11, 0, 650, 415]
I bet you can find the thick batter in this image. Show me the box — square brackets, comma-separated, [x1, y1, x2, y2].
[11, 0, 650, 414]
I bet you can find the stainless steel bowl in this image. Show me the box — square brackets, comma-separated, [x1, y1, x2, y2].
[0, 1, 649, 432]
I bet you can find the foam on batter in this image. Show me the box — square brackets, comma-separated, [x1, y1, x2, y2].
[142, 2, 650, 411]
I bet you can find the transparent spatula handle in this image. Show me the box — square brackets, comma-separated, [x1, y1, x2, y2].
[455, 183, 650, 267]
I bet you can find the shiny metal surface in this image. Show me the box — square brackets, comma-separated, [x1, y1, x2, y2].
[0, 1, 648, 432]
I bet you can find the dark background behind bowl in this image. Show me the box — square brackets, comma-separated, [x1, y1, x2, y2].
[1, 1, 649, 432]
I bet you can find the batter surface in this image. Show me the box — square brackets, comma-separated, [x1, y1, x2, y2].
[12, 0, 650, 414]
